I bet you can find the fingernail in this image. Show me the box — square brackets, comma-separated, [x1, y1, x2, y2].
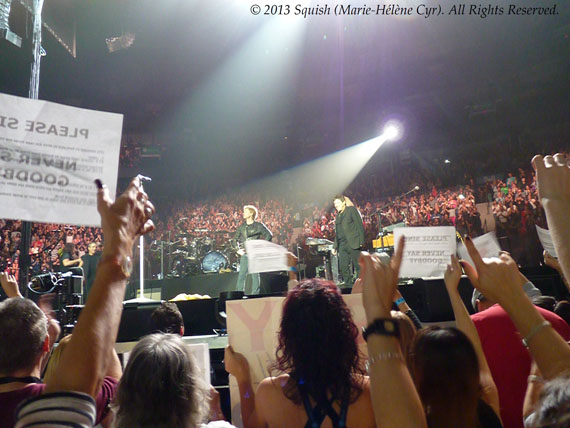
[94, 179, 103, 189]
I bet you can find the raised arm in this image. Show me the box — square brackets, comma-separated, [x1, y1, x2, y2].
[444, 255, 500, 416]
[532, 154, 570, 284]
[463, 237, 570, 380]
[361, 237, 427, 428]
[45, 177, 155, 397]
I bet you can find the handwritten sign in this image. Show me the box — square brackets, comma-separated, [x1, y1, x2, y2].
[0, 93, 123, 226]
[394, 226, 456, 278]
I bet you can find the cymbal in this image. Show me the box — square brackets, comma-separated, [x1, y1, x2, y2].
[176, 233, 197, 238]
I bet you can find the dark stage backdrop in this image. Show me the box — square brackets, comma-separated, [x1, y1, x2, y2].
[124, 272, 290, 300]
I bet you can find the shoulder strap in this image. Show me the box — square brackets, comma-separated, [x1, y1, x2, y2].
[298, 379, 349, 428]
[0, 376, 42, 385]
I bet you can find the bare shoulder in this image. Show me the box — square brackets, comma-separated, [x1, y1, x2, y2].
[258, 374, 290, 395]
[347, 376, 375, 428]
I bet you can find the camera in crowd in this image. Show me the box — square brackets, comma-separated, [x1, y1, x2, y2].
[28, 271, 84, 335]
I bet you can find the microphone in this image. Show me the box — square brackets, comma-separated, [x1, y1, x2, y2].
[414, 185, 420, 191]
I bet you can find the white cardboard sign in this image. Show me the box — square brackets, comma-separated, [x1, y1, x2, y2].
[394, 226, 457, 278]
[536, 225, 557, 258]
[0, 93, 123, 226]
[458, 231, 502, 266]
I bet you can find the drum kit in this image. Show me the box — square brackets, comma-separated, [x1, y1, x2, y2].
[152, 228, 239, 278]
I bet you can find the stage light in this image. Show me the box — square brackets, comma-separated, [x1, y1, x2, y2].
[444, 159, 451, 164]
[382, 120, 403, 141]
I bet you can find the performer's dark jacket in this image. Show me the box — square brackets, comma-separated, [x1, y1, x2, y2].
[234, 221, 273, 243]
[334, 206, 365, 250]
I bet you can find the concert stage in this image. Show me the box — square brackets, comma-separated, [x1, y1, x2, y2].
[127, 271, 290, 301]
[119, 266, 568, 341]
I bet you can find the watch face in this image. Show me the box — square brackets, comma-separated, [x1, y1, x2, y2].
[385, 321, 395, 333]
[123, 255, 133, 276]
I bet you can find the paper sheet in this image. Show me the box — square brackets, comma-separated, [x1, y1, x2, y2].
[395, 226, 457, 278]
[536, 225, 557, 258]
[244, 239, 289, 273]
[0, 93, 123, 226]
[458, 231, 502, 266]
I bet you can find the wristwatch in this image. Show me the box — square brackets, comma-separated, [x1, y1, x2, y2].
[99, 254, 133, 278]
[363, 318, 400, 341]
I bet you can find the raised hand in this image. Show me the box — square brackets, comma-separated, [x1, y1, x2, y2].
[360, 236, 404, 321]
[443, 254, 462, 294]
[96, 177, 155, 259]
[224, 345, 251, 384]
[0, 272, 21, 298]
[461, 237, 524, 308]
[532, 154, 570, 202]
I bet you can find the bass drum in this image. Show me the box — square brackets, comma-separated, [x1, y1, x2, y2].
[201, 251, 229, 273]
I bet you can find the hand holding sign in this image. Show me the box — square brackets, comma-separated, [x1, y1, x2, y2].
[443, 255, 462, 294]
[461, 237, 525, 308]
[360, 236, 405, 322]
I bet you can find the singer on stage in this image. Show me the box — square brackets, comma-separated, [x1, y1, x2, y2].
[331, 195, 365, 288]
[234, 205, 272, 294]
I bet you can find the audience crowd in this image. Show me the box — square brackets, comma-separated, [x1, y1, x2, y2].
[2, 153, 570, 428]
[0, 159, 552, 280]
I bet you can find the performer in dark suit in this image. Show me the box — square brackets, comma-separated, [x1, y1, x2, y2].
[81, 242, 100, 303]
[234, 205, 272, 294]
[332, 195, 365, 287]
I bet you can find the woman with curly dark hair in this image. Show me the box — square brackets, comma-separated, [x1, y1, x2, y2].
[225, 278, 375, 428]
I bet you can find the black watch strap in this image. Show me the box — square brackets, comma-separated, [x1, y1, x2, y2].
[363, 318, 400, 341]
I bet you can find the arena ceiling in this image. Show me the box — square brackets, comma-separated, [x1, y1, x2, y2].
[1, 0, 569, 188]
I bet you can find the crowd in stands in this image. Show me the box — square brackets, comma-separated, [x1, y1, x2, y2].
[0, 159, 555, 280]
[0, 132, 566, 281]
[3, 154, 570, 428]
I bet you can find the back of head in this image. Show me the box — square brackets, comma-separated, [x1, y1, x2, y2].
[274, 279, 364, 405]
[532, 295, 557, 313]
[113, 333, 208, 428]
[0, 298, 47, 375]
[390, 310, 417, 360]
[554, 301, 570, 327]
[529, 374, 570, 428]
[407, 326, 480, 428]
[150, 302, 184, 335]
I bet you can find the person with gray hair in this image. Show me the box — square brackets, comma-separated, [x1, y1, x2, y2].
[0, 297, 47, 377]
[113, 333, 233, 428]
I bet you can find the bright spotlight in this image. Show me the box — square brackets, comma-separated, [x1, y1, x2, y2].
[382, 120, 403, 141]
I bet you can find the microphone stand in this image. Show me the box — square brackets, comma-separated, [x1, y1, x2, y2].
[370, 186, 419, 251]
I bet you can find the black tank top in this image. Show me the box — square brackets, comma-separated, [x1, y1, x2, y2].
[298, 379, 350, 428]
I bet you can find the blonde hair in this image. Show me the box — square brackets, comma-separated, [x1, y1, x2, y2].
[390, 310, 417, 360]
[43, 334, 72, 384]
[243, 205, 259, 220]
[113, 333, 209, 428]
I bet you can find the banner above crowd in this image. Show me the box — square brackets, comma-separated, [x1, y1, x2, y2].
[0, 93, 123, 226]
